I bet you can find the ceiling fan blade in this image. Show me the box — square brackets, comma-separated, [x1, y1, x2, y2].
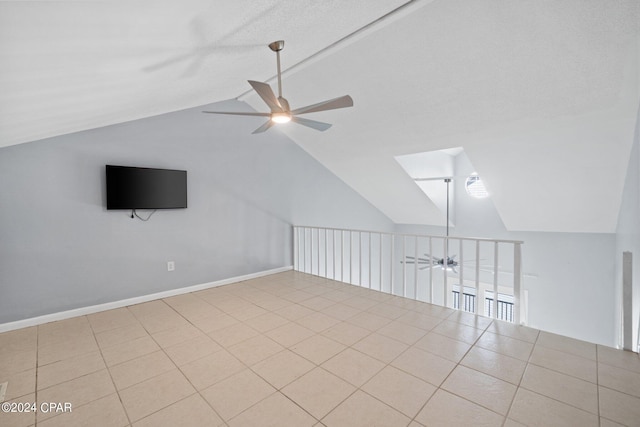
[202, 111, 271, 117]
[291, 116, 332, 131]
[461, 258, 487, 264]
[400, 257, 430, 265]
[476, 267, 538, 278]
[248, 80, 283, 112]
[291, 95, 353, 115]
[410, 257, 432, 263]
[252, 120, 275, 134]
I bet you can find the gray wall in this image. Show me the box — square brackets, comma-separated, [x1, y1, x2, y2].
[615, 103, 640, 351]
[0, 101, 393, 324]
[396, 151, 618, 347]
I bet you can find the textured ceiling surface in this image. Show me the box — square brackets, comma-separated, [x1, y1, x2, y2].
[0, 0, 408, 146]
[2, 0, 639, 232]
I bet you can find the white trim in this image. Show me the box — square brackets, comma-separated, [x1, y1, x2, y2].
[0, 266, 293, 334]
[0, 382, 7, 403]
[622, 251, 633, 351]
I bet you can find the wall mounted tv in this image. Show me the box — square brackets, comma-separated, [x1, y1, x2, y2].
[106, 165, 187, 210]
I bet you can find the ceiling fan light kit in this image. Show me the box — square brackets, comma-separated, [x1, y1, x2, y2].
[270, 112, 291, 123]
[203, 40, 353, 133]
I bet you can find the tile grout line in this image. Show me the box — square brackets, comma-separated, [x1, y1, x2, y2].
[413, 300, 499, 420]
[144, 303, 233, 426]
[596, 345, 601, 426]
[526, 348, 599, 385]
[197, 279, 337, 425]
[412, 318, 508, 426]
[315, 366, 363, 425]
[213, 280, 385, 425]
[88, 314, 134, 427]
[35, 317, 100, 425]
[34, 325, 39, 427]
[501, 325, 541, 426]
[169, 281, 341, 424]
[370, 311, 488, 426]
[512, 330, 606, 422]
[96, 304, 210, 425]
[347, 306, 449, 425]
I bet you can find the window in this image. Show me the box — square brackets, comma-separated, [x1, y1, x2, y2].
[452, 286, 515, 322]
[484, 291, 514, 322]
[452, 285, 477, 313]
[465, 174, 489, 199]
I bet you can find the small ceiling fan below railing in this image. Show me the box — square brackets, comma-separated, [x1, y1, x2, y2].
[401, 176, 535, 279]
[402, 177, 465, 272]
[403, 253, 479, 274]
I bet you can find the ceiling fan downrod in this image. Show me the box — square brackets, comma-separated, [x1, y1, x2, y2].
[445, 178, 451, 237]
[268, 40, 285, 99]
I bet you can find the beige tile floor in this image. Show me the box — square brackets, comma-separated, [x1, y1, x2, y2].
[1, 271, 639, 426]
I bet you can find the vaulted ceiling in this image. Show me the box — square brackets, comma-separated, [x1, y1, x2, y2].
[1, 0, 638, 233]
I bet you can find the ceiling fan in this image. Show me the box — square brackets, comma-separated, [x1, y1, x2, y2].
[203, 40, 354, 134]
[402, 177, 536, 278]
[403, 254, 475, 274]
[403, 178, 459, 272]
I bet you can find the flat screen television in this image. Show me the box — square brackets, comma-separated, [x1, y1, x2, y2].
[106, 165, 187, 210]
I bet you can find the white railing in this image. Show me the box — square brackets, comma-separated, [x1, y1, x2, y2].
[293, 226, 525, 325]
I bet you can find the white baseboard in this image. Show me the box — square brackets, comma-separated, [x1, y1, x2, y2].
[0, 266, 293, 334]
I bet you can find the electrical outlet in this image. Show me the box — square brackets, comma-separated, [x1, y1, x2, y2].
[167, 261, 175, 272]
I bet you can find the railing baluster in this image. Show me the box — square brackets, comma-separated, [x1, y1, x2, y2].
[429, 237, 433, 303]
[312, 229, 316, 275]
[293, 226, 298, 271]
[341, 230, 344, 282]
[298, 227, 302, 272]
[414, 235, 418, 300]
[309, 227, 312, 274]
[443, 237, 448, 308]
[493, 241, 499, 319]
[299, 226, 303, 272]
[475, 240, 480, 315]
[369, 232, 372, 289]
[333, 230, 336, 280]
[390, 234, 395, 295]
[379, 233, 383, 292]
[349, 231, 353, 285]
[514, 242, 522, 324]
[303, 227, 308, 273]
[359, 231, 362, 286]
[325, 229, 328, 278]
[402, 235, 406, 297]
[459, 238, 464, 311]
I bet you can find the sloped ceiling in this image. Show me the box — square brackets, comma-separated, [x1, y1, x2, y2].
[1, 0, 639, 233]
[0, 0, 408, 145]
